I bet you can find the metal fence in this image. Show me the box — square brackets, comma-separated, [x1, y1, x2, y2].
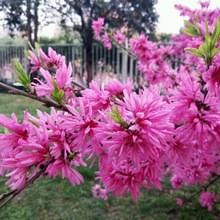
[0, 43, 144, 88]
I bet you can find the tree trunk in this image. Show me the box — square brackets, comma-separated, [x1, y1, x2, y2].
[86, 42, 93, 86]
[26, 0, 32, 45]
[34, 0, 39, 42]
[83, 25, 93, 87]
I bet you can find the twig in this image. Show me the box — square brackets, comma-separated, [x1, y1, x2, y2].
[108, 34, 137, 60]
[0, 160, 52, 209]
[71, 81, 87, 89]
[0, 82, 67, 111]
[167, 175, 220, 214]
[0, 190, 17, 201]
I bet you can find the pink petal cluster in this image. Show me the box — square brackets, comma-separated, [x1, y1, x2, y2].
[113, 30, 126, 45]
[92, 184, 108, 200]
[200, 191, 218, 211]
[177, 198, 183, 205]
[27, 47, 65, 73]
[32, 62, 74, 100]
[92, 18, 104, 40]
[1, 1, 220, 209]
[102, 33, 112, 50]
[0, 108, 86, 190]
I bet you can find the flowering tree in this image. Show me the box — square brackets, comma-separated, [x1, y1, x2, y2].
[0, 0, 219, 213]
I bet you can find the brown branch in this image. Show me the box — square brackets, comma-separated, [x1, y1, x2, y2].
[0, 160, 52, 209]
[0, 190, 17, 201]
[167, 175, 220, 214]
[108, 34, 137, 60]
[0, 82, 67, 111]
[71, 81, 87, 89]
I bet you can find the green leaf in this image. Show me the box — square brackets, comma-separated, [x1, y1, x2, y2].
[0, 126, 8, 134]
[13, 59, 31, 89]
[182, 28, 199, 37]
[28, 41, 35, 51]
[24, 50, 30, 57]
[51, 77, 59, 93]
[51, 77, 65, 104]
[34, 42, 41, 49]
[195, 14, 199, 23]
[184, 20, 194, 29]
[210, 18, 220, 48]
[211, 47, 220, 58]
[185, 48, 204, 58]
[107, 105, 128, 127]
[198, 44, 207, 54]
[28, 119, 40, 128]
[205, 19, 211, 42]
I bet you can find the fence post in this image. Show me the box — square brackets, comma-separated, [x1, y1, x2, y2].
[129, 57, 133, 80]
[116, 47, 120, 80]
[121, 40, 128, 82]
[72, 45, 75, 77]
[24, 44, 28, 74]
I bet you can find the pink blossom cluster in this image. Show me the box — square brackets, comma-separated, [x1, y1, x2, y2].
[92, 18, 127, 49]
[129, 34, 177, 88]
[0, 109, 86, 190]
[92, 184, 108, 200]
[92, 18, 104, 40]
[0, 1, 219, 211]
[200, 191, 218, 211]
[27, 47, 65, 73]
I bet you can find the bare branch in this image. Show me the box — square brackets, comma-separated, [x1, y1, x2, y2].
[167, 175, 220, 214]
[0, 160, 52, 209]
[0, 82, 67, 110]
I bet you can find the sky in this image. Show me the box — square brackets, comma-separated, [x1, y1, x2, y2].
[1, 0, 220, 38]
[155, 0, 220, 34]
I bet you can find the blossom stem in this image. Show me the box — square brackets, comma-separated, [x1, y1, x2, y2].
[0, 190, 17, 201]
[0, 161, 52, 209]
[167, 175, 220, 214]
[0, 82, 67, 111]
[108, 34, 137, 60]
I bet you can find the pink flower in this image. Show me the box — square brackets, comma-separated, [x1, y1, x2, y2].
[99, 88, 173, 165]
[96, 160, 144, 202]
[105, 79, 132, 99]
[200, 191, 218, 211]
[113, 30, 126, 45]
[92, 184, 108, 200]
[169, 72, 203, 124]
[92, 18, 104, 40]
[46, 158, 85, 187]
[81, 81, 110, 115]
[62, 101, 101, 157]
[171, 175, 182, 189]
[27, 50, 41, 73]
[102, 33, 112, 50]
[203, 55, 220, 96]
[177, 198, 183, 205]
[33, 68, 54, 97]
[55, 62, 73, 90]
[0, 112, 32, 159]
[33, 63, 74, 99]
[199, 1, 210, 9]
[27, 47, 66, 73]
[47, 47, 65, 68]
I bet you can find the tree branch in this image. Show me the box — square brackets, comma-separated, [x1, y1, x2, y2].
[0, 82, 67, 110]
[0, 160, 52, 209]
[167, 175, 220, 214]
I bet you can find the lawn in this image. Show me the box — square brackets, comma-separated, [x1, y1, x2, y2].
[0, 93, 219, 220]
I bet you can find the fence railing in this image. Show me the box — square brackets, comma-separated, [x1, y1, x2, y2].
[0, 43, 146, 88]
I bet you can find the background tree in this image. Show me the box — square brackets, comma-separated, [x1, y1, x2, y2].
[0, 0, 44, 45]
[45, 0, 158, 85]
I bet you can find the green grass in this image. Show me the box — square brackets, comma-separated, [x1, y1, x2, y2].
[0, 93, 219, 220]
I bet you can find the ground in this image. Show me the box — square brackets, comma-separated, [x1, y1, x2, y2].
[0, 94, 219, 220]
